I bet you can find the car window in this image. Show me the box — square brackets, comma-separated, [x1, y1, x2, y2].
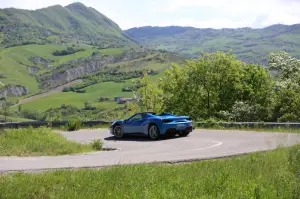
[129, 114, 143, 121]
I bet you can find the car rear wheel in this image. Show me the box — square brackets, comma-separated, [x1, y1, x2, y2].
[148, 124, 160, 140]
[113, 125, 124, 138]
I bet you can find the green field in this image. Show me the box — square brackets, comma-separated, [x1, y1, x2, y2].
[20, 81, 134, 111]
[0, 127, 100, 156]
[0, 145, 299, 198]
[19, 71, 164, 112]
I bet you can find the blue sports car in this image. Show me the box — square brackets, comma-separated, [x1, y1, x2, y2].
[109, 112, 194, 140]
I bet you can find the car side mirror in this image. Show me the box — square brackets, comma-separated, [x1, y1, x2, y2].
[124, 119, 128, 123]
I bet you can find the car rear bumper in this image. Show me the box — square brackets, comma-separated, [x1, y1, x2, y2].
[160, 122, 193, 135]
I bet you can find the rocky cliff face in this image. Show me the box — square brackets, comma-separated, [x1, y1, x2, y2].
[40, 49, 150, 89]
[0, 85, 29, 98]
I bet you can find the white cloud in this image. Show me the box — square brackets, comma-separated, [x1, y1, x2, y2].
[161, 0, 300, 28]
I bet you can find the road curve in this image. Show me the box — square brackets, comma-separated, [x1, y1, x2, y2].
[0, 129, 299, 173]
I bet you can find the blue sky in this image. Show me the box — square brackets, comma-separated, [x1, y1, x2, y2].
[1, 0, 300, 30]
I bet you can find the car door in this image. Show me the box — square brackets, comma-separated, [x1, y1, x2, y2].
[133, 113, 147, 133]
[123, 114, 143, 133]
[129, 116, 146, 133]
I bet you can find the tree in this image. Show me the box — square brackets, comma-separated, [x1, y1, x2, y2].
[268, 52, 300, 122]
[272, 80, 300, 122]
[268, 51, 300, 82]
[18, 105, 22, 113]
[125, 102, 140, 113]
[159, 51, 274, 121]
[137, 73, 164, 113]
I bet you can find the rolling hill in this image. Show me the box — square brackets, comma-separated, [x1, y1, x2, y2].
[125, 24, 300, 64]
[0, 2, 134, 48]
[0, 2, 141, 100]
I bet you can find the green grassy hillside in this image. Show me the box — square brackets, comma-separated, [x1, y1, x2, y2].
[0, 2, 133, 48]
[125, 24, 300, 64]
[21, 81, 133, 111]
[0, 2, 138, 101]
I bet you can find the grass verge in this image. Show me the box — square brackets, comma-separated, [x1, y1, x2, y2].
[196, 126, 300, 134]
[0, 127, 101, 156]
[0, 145, 299, 198]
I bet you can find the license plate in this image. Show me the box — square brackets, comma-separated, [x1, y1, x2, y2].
[177, 123, 186, 127]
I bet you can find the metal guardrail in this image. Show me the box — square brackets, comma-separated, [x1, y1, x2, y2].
[0, 120, 300, 129]
[0, 120, 111, 129]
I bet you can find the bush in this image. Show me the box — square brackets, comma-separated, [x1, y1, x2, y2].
[63, 87, 71, 92]
[66, 118, 82, 131]
[92, 139, 103, 151]
[52, 47, 84, 56]
[84, 101, 96, 110]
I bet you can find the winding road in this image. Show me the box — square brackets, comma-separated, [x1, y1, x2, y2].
[0, 129, 299, 173]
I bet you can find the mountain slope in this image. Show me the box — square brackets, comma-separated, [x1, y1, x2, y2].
[0, 3, 142, 99]
[125, 24, 300, 64]
[0, 2, 134, 48]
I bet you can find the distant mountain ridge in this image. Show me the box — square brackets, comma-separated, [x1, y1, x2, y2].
[125, 24, 300, 64]
[0, 2, 134, 48]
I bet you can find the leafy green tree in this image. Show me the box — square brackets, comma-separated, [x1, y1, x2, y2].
[268, 51, 300, 82]
[43, 108, 62, 122]
[159, 51, 274, 121]
[18, 105, 22, 113]
[125, 102, 140, 113]
[268, 52, 300, 122]
[272, 81, 300, 122]
[137, 73, 164, 113]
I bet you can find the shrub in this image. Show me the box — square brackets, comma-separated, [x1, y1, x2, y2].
[67, 118, 82, 131]
[92, 139, 103, 151]
[84, 101, 96, 110]
[52, 47, 84, 56]
[62, 87, 71, 92]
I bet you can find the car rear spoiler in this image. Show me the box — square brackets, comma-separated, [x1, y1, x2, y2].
[161, 116, 192, 121]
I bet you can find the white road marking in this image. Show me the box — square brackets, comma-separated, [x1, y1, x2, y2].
[184, 141, 223, 152]
[0, 81, 4, 86]
[141, 141, 223, 157]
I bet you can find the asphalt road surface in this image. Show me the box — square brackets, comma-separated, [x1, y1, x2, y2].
[0, 129, 300, 173]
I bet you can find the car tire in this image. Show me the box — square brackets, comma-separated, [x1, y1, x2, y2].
[113, 125, 124, 139]
[148, 124, 160, 140]
[178, 131, 190, 137]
